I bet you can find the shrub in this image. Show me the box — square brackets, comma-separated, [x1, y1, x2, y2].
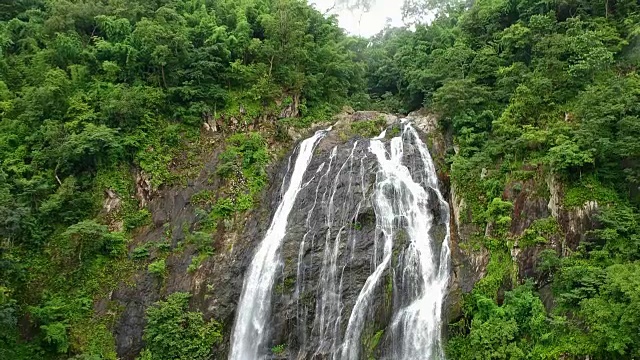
[520, 217, 561, 248]
[485, 198, 513, 236]
[271, 344, 286, 355]
[61, 220, 127, 263]
[148, 260, 166, 278]
[350, 117, 387, 138]
[124, 209, 151, 231]
[141, 293, 221, 360]
[132, 247, 150, 260]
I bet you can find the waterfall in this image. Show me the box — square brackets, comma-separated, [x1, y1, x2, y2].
[229, 121, 450, 360]
[229, 129, 329, 360]
[340, 123, 450, 360]
[387, 124, 451, 360]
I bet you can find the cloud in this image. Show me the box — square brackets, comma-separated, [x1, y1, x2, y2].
[310, 0, 404, 37]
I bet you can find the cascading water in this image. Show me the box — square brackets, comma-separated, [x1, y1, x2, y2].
[386, 124, 451, 360]
[341, 123, 450, 360]
[229, 129, 329, 360]
[230, 121, 450, 360]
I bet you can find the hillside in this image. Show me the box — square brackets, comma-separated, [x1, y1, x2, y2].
[1, 0, 640, 359]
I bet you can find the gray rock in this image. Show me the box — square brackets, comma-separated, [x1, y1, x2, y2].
[111, 117, 456, 360]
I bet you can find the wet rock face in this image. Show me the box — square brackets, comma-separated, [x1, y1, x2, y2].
[273, 138, 378, 357]
[111, 148, 268, 360]
[110, 108, 608, 360]
[248, 127, 450, 359]
[111, 112, 455, 360]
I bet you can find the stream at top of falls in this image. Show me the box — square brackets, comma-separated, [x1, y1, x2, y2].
[229, 122, 451, 360]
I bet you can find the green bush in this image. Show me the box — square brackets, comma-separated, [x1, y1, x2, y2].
[563, 177, 619, 208]
[132, 247, 150, 260]
[190, 190, 215, 208]
[447, 283, 548, 359]
[124, 209, 152, 231]
[485, 198, 513, 236]
[350, 117, 387, 138]
[271, 344, 286, 355]
[155, 241, 171, 252]
[140, 293, 221, 360]
[61, 220, 127, 262]
[41, 322, 70, 354]
[148, 260, 166, 279]
[519, 217, 561, 248]
[211, 133, 270, 220]
[211, 198, 235, 220]
[187, 253, 210, 274]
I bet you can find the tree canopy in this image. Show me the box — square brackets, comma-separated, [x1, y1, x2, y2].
[361, 0, 640, 358]
[1, 0, 640, 358]
[0, 0, 364, 358]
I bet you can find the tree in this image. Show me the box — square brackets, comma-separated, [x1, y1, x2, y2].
[60, 220, 126, 264]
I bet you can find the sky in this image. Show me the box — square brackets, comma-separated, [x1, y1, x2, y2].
[310, 0, 404, 37]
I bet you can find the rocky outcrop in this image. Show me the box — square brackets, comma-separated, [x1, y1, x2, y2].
[135, 171, 153, 208]
[547, 175, 600, 254]
[278, 94, 301, 119]
[110, 143, 280, 359]
[102, 189, 124, 232]
[109, 109, 602, 360]
[110, 111, 453, 359]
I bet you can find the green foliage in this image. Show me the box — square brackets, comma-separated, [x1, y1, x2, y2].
[547, 135, 594, 172]
[61, 220, 127, 263]
[41, 321, 71, 354]
[140, 292, 221, 360]
[537, 249, 561, 276]
[211, 133, 270, 221]
[485, 198, 513, 236]
[350, 117, 388, 138]
[0, 0, 365, 356]
[563, 176, 619, 208]
[386, 124, 402, 138]
[473, 250, 513, 301]
[147, 260, 167, 279]
[70, 321, 118, 360]
[185, 232, 214, 255]
[185, 231, 214, 273]
[0, 288, 17, 339]
[124, 209, 152, 232]
[187, 253, 210, 274]
[448, 283, 550, 360]
[132, 246, 150, 260]
[190, 190, 216, 208]
[218, 133, 269, 182]
[271, 343, 287, 355]
[365, 330, 384, 360]
[519, 217, 561, 248]
[28, 295, 93, 355]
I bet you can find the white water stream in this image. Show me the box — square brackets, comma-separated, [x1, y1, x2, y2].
[387, 124, 451, 360]
[340, 124, 450, 360]
[229, 129, 329, 360]
[230, 122, 450, 360]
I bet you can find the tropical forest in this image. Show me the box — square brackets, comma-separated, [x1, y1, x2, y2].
[0, 0, 639, 359]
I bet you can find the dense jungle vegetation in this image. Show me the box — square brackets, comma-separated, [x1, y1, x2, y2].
[0, 0, 364, 358]
[366, 1, 640, 358]
[1, 0, 639, 359]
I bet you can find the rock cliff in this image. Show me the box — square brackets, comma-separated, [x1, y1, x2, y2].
[109, 111, 598, 359]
